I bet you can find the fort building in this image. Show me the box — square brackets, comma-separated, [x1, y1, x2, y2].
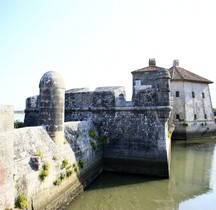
[1, 65, 173, 209]
[1, 58, 215, 209]
[132, 58, 216, 140]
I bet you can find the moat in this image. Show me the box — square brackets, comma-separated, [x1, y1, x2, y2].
[66, 137, 216, 210]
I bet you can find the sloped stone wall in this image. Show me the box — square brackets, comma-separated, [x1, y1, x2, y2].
[14, 121, 103, 209]
[0, 105, 14, 209]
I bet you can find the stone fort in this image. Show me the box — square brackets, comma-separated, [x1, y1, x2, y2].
[0, 59, 184, 209]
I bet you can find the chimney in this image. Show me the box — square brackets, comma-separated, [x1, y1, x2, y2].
[149, 58, 156, 66]
[173, 59, 179, 67]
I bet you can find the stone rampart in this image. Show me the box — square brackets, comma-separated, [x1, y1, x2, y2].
[0, 105, 14, 209]
[14, 121, 103, 209]
[19, 68, 172, 208]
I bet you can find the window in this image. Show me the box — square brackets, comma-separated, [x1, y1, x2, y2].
[192, 92, 195, 98]
[204, 114, 207, 119]
[176, 91, 180, 97]
[202, 92, 205, 98]
[176, 114, 180, 120]
[194, 114, 197, 120]
[135, 79, 141, 86]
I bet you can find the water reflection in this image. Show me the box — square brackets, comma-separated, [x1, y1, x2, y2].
[66, 138, 216, 210]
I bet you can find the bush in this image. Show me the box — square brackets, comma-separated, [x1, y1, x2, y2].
[34, 150, 42, 157]
[39, 169, 49, 181]
[61, 158, 69, 169]
[182, 122, 188, 127]
[15, 193, 28, 208]
[73, 162, 80, 173]
[60, 173, 66, 181]
[53, 178, 61, 186]
[88, 129, 97, 139]
[52, 155, 58, 161]
[90, 140, 97, 150]
[39, 162, 50, 181]
[66, 169, 73, 177]
[43, 162, 50, 171]
[79, 160, 84, 169]
[14, 120, 24, 128]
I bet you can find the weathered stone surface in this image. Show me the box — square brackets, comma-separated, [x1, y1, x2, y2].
[13, 121, 103, 209]
[17, 69, 172, 209]
[0, 105, 14, 209]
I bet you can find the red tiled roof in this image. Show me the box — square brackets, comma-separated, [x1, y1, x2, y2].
[168, 66, 213, 84]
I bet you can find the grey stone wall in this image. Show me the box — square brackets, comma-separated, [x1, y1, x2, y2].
[64, 84, 172, 177]
[24, 95, 39, 126]
[24, 71, 172, 178]
[14, 121, 103, 210]
[0, 105, 14, 209]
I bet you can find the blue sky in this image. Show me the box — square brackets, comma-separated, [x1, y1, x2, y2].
[0, 0, 216, 110]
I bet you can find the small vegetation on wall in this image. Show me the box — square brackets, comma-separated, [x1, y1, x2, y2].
[52, 154, 58, 161]
[90, 140, 97, 150]
[14, 120, 24, 128]
[15, 193, 28, 209]
[88, 129, 97, 139]
[53, 158, 84, 187]
[73, 162, 80, 173]
[167, 131, 172, 139]
[34, 150, 42, 157]
[53, 178, 61, 186]
[79, 160, 84, 169]
[39, 161, 50, 181]
[61, 158, 69, 169]
[182, 122, 189, 127]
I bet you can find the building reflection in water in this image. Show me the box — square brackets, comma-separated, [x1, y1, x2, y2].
[170, 140, 216, 209]
[67, 139, 216, 210]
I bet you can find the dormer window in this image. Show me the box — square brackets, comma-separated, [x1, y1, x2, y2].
[135, 79, 141, 86]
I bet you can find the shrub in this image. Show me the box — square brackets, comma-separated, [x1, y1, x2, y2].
[52, 155, 58, 161]
[61, 158, 69, 169]
[79, 160, 84, 169]
[39, 162, 50, 181]
[73, 162, 80, 173]
[60, 173, 66, 181]
[90, 140, 97, 151]
[35, 150, 42, 157]
[53, 178, 61, 186]
[182, 122, 188, 127]
[88, 129, 97, 139]
[15, 193, 28, 208]
[39, 169, 49, 181]
[66, 169, 73, 177]
[43, 162, 50, 171]
[14, 120, 24, 128]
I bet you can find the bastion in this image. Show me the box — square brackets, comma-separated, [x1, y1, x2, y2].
[0, 67, 173, 209]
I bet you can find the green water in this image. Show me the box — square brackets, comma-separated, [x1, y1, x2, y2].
[66, 138, 216, 210]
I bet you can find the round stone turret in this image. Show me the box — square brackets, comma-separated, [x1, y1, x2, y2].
[39, 71, 65, 144]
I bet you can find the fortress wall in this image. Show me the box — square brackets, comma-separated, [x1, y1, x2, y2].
[63, 85, 172, 177]
[24, 95, 39, 126]
[14, 121, 103, 210]
[102, 108, 170, 177]
[0, 105, 14, 209]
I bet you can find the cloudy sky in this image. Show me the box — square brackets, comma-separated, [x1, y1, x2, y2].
[0, 0, 216, 110]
